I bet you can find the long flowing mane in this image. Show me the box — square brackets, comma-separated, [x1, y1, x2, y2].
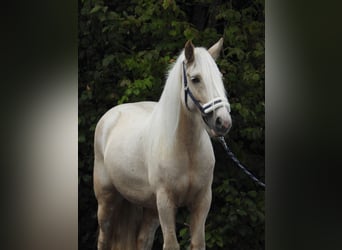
[147, 52, 185, 153]
[147, 47, 227, 152]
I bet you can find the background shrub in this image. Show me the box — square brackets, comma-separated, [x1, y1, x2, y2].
[79, 0, 264, 249]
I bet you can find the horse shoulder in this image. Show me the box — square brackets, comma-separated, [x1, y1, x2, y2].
[189, 134, 216, 187]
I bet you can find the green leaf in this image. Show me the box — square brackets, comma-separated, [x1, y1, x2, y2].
[133, 89, 140, 95]
[162, 0, 175, 10]
[237, 209, 247, 216]
[102, 26, 109, 33]
[89, 5, 102, 14]
[183, 27, 198, 40]
[102, 55, 115, 67]
[250, 214, 258, 222]
[248, 190, 257, 198]
[179, 227, 188, 237]
[79, 134, 85, 143]
[205, 232, 211, 241]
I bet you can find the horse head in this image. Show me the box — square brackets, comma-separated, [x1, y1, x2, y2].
[181, 38, 232, 137]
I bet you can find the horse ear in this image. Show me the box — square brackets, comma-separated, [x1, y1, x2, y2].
[184, 40, 194, 64]
[208, 37, 224, 60]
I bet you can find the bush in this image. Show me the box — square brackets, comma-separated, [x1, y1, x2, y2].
[79, 0, 264, 249]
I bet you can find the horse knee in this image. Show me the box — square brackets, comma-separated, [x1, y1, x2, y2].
[98, 217, 112, 232]
[97, 200, 115, 229]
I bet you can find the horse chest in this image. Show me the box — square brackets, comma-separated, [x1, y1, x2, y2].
[159, 153, 214, 206]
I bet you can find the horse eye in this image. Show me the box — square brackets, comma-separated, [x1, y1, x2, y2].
[191, 77, 200, 84]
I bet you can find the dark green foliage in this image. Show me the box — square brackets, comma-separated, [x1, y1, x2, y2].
[79, 0, 264, 249]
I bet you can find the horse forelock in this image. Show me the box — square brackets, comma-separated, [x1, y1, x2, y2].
[192, 48, 227, 102]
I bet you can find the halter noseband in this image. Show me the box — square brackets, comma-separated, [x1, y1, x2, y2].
[182, 61, 230, 116]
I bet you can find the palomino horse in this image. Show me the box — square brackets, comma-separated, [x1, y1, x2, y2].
[94, 38, 232, 250]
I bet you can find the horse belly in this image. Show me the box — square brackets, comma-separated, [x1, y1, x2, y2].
[102, 105, 156, 207]
[107, 145, 156, 208]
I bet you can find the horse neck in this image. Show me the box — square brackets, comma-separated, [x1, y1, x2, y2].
[150, 59, 204, 152]
[175, 105, 204, 149]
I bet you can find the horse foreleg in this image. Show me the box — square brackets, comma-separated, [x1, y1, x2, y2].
[189, 189, 212, 250]
[137, 208, 160, 250]
[156, 188, 180, 250]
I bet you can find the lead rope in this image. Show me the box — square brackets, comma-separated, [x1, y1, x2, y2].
[218, 136, 266, 188]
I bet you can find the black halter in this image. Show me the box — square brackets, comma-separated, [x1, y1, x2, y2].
[183, 62, 205, 114]
[182, 61, 230, 116]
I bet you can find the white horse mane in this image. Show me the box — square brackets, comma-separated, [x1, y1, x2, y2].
[147, 47, 227, 151]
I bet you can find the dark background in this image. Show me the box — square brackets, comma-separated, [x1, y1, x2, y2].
[79, 0, 264, 249]
[1, 0, 342, 250]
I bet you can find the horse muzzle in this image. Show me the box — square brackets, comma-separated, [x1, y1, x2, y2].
[203, 105, 232, 137]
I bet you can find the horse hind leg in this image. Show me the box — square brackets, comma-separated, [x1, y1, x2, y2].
[94, 181, 122, 250]
[137, 208, 160, 250]
[95, 185, 143, 250]
[94, 157, 146, 250]
[94, 156, 122, 250]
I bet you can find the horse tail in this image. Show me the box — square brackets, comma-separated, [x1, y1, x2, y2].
[110, 198, 143, 250]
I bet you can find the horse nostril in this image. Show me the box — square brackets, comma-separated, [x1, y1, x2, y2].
[215, 117, 223, 128]
[215, 116, 230, 134]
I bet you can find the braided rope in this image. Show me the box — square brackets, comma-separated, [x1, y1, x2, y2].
[218, 137, 265, 188]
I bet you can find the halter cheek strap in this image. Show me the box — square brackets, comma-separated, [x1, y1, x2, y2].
[182, 61, 230, 116]
[183, 62, 204, 113]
